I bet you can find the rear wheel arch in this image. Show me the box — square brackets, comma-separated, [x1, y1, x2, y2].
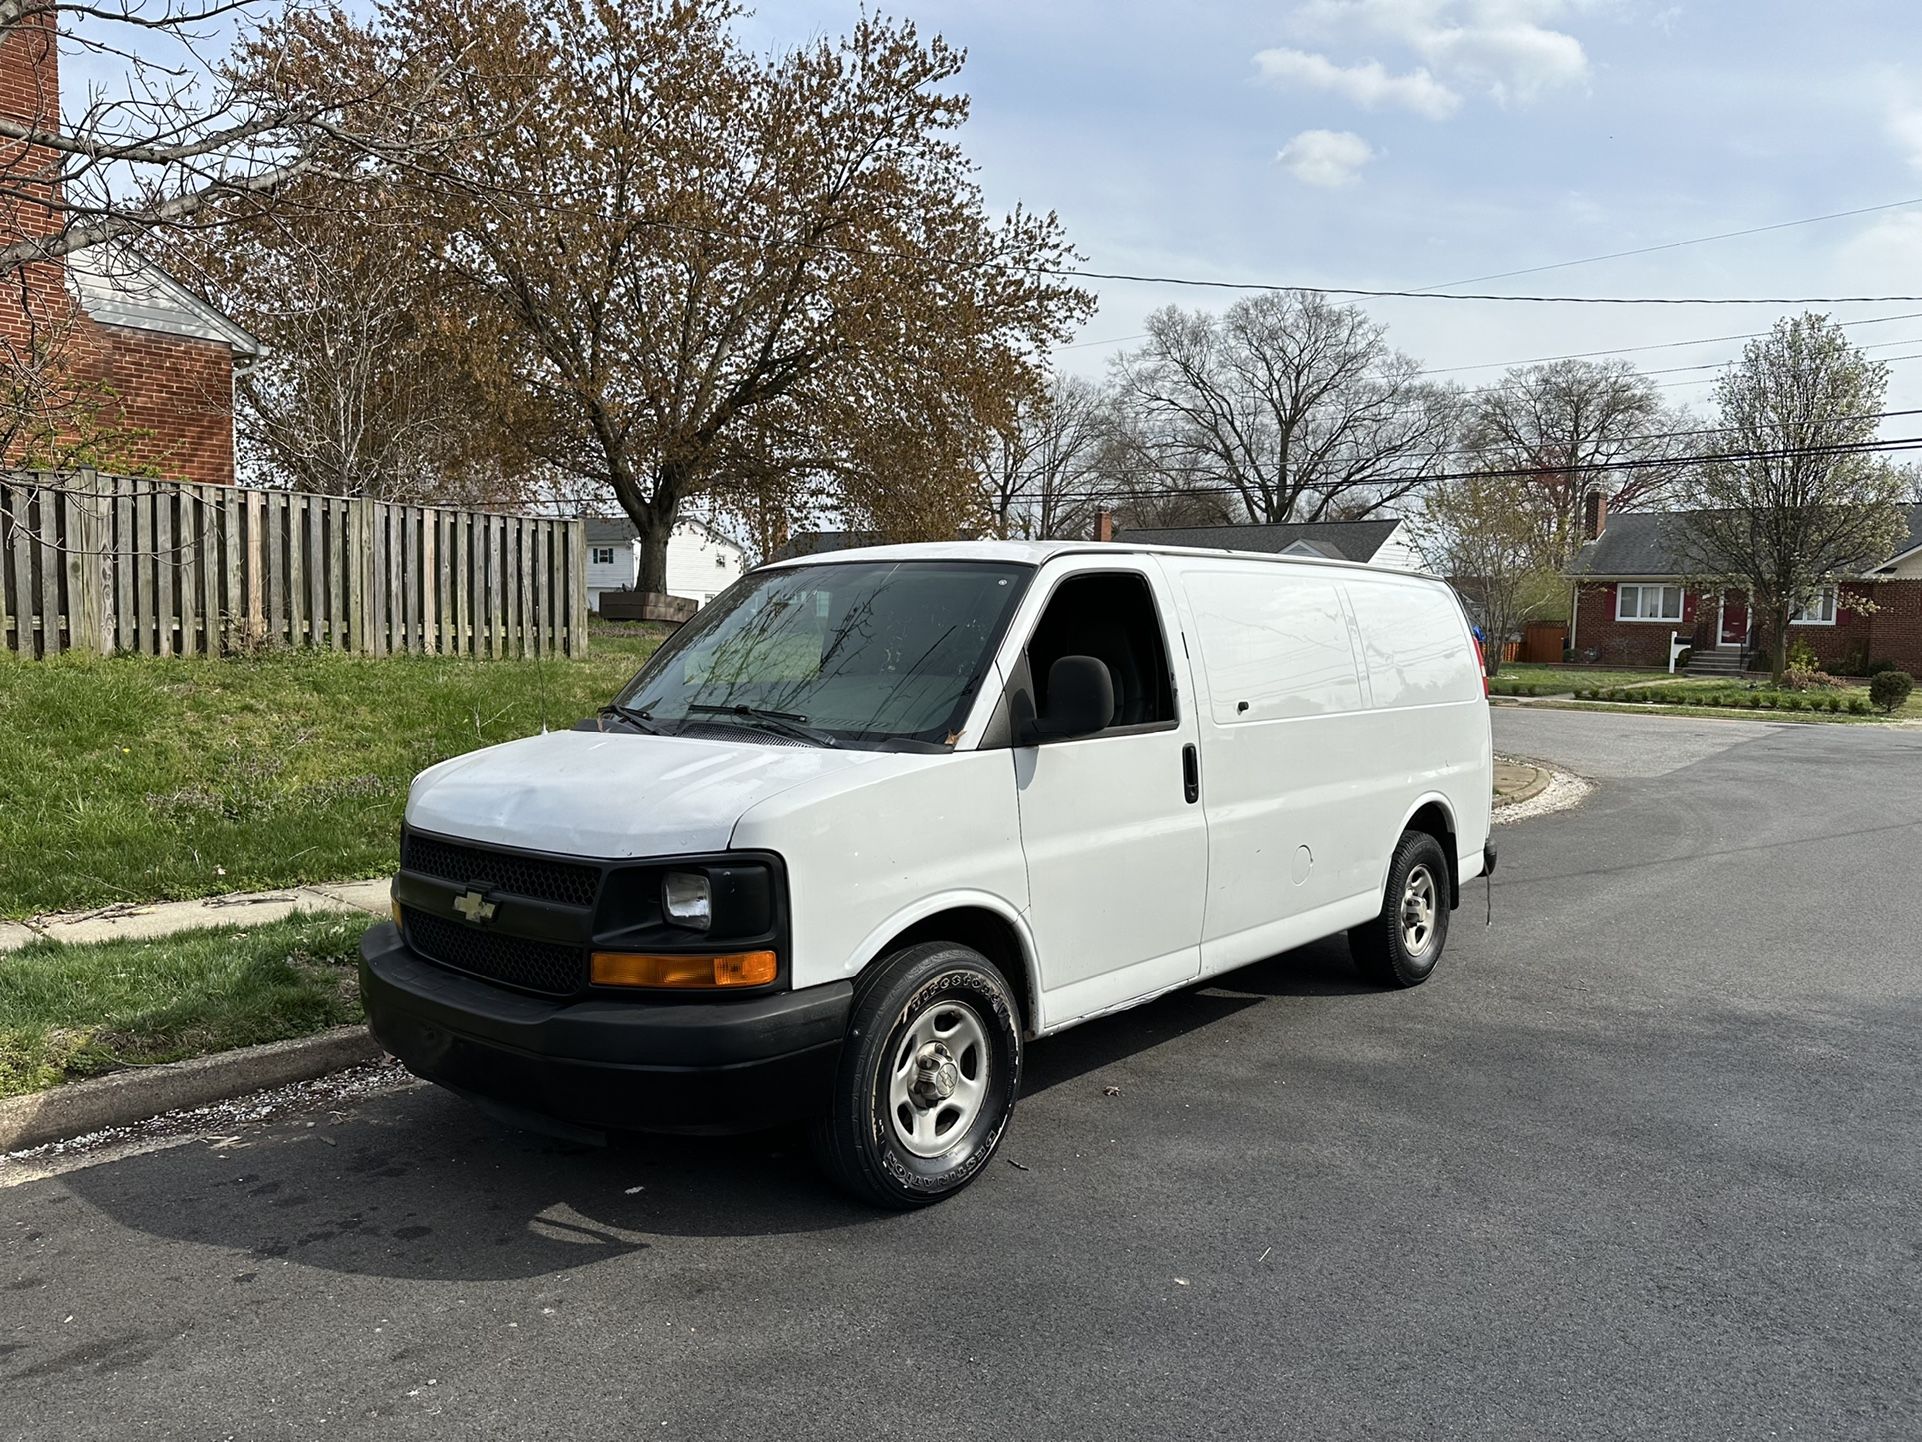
[1397, 797, 1460, 909]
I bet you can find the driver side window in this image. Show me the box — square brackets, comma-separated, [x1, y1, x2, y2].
[1025, 571, 1176, 730]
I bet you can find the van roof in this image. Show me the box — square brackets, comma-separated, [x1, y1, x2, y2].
[760, 537, 1438, 581]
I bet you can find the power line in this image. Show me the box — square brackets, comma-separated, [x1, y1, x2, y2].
[1034, 263, 1922, 306]
[1031, 433, 1922, 507]
[1657, 350, 1922, 390]
[1061, 309, 1922, 371]
[1414, 195, 1922, 292]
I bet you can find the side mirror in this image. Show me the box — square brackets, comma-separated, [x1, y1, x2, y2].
[1023, 655, 1114, 743]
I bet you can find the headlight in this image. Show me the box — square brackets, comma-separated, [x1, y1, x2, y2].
[663, 870, 712, 929]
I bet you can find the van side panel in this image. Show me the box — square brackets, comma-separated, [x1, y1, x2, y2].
[727, 750, 1029, 993]
[1169, 559, 1387, 977]
[1339, 574, 1493, 889]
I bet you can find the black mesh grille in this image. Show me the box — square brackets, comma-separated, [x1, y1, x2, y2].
[402, 833, 600, 908]
[403, 908, 586, 996]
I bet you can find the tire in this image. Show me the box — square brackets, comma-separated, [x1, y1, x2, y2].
[811, 941, 1022, 1209]
[1349, 830, 1451, 989]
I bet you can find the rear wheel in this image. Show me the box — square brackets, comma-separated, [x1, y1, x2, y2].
[1349, 830, 1451, 988]
[811, 941, 1022, 1208]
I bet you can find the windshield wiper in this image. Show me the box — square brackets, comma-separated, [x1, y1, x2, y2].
[686, 702, 838, 748]
[597, 702, 663, 734]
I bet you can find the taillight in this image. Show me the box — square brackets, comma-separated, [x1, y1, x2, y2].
[1474, 636, 1488, 694]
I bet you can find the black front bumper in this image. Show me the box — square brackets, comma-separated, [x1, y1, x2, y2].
[358, 923, 852, 1135]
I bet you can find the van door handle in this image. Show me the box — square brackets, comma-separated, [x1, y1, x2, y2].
[1182, 743, 1200, 804]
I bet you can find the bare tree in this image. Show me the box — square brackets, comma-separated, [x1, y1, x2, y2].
[981, 374, 1113, 539]
[0, 0, 450, 278]
[173, 176, 515, 500]
[1112, 292, 1458, 525]
[1462, 358, 1687, 566]
[1416, 469, 1564, 677]
[365, 0, 1092, 592]
[1673, 313, 1910, 682]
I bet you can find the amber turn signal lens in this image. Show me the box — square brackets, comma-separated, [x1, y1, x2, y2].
[590, 950, 778, 989]
[391, 897, 404, 928]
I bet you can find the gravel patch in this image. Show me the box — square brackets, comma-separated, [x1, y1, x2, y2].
[1, 1058, 415, 1168]
[1491, 754, 1593, 825]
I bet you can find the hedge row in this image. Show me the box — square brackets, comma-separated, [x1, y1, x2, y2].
[1570, 686, 1872, 714]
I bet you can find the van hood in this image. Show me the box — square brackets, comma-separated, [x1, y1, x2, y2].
[404, 729, 898, 859]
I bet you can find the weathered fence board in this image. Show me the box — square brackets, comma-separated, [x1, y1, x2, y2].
[0, 472, 586, 660]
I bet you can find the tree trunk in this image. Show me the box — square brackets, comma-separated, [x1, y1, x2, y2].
[628, 461, 689, 594]
[1770, 602, 1790, 684]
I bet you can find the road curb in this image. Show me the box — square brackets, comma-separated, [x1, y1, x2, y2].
[0, 1026, 384, 1153]
[1492, 759, 1550, 808]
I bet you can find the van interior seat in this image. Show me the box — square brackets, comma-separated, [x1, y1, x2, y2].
[1028, 571, 1174, 728]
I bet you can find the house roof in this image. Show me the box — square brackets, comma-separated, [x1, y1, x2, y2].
[1570, 505, 1922, 577]
[1117, 518, 1404, 564]
[66, 246, 262, 356]
[580, 514, 747, 553]
[772, 529, 885, 560]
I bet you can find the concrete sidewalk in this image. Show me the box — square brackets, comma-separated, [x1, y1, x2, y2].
[0, 878, 390, 955]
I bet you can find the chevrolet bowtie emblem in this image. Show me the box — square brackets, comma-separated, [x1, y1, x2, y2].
[453, 889, 498, 925]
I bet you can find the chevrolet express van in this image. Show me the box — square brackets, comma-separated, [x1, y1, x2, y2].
[360, 541, 1494, 1207]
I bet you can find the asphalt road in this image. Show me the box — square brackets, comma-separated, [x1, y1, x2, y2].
[7, 710, 1922, 1441]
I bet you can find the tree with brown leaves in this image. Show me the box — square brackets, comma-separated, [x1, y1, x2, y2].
[379, 0, 1092, 589]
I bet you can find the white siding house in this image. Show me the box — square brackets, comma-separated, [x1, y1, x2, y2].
[583, 517, 748, 613]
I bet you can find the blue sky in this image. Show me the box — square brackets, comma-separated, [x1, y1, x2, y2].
[746, 0, 1922, 425]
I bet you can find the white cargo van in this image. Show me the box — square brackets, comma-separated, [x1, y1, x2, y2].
[361, 541, 1494, 1206]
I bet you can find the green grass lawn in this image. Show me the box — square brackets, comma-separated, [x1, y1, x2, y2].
[0, 911, 368, 1099]
[0, 627, 667, 918]
[1489, 664, 1679, 695]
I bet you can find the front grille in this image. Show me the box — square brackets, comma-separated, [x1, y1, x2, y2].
[403, 908, 586, 996]
[402, 833, 601, 908]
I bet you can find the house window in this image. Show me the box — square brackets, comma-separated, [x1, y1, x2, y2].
[591, 547, 617, 566]
[1616, 584, 1684, 622]
[1790, 586, 1837, 626]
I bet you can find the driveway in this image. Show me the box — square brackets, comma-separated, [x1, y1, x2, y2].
[7, 710, 1922, 1441]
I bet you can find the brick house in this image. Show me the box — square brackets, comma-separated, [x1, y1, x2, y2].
[1, 12, 259, 486]
[1567, 499, 1922, 675]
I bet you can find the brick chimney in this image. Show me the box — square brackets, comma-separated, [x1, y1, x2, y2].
[1582, 488, 1608, 541]
[1093, 508, 1114, 542]
[0, 8, 68, 348]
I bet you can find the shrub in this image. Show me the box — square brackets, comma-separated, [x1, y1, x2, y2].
[1784, 667, 1850, 691]
[1746, 695, 1763, 709]
[1870, 670, 1914, 714]
[1787, 637, 1821, 672]
[1675, 647, 1693, 669]
[1849, 697, 1873, 714]
[1866, 659, 1899, 677]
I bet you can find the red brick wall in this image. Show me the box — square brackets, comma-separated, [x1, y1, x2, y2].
[1575, 580, 1922, 674]
[0, 21, 238, 486]
[72, 322, 238, 486]
[1863, 581, 1922, 674]
[1572, 583, 1715, 667]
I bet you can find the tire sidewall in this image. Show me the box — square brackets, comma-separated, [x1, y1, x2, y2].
[854, 949, 1021, 1203]
[1388, 833, 1450, 983]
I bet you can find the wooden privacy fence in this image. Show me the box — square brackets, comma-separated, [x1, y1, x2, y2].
[0, 473, 588, 660]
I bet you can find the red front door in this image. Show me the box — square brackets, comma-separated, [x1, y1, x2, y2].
[1719, 591, 1748, 647]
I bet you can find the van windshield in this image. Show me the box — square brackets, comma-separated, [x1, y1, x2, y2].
[613, 560, 1032, 749]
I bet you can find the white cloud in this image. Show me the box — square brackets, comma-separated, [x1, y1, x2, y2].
[1277, 129, 1378, 186]
[1282, 0, 1591, 107]
[1254, 47, 1461, 119]
[1890, 102, 1922, 173]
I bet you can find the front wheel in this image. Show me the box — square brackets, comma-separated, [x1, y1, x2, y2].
[811, 941, 1023, 1209]
[1349, 830, 1452, 988]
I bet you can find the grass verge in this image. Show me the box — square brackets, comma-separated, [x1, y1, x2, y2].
[0, 627, 668, 918]
[0, 911, 369, 1099]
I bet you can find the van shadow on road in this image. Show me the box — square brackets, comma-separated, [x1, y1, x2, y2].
[47, 937, 1373, 1283]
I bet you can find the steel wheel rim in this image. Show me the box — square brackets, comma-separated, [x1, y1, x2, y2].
[1400, 864, 1438, 958]
[886, 999, 991, 1158]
